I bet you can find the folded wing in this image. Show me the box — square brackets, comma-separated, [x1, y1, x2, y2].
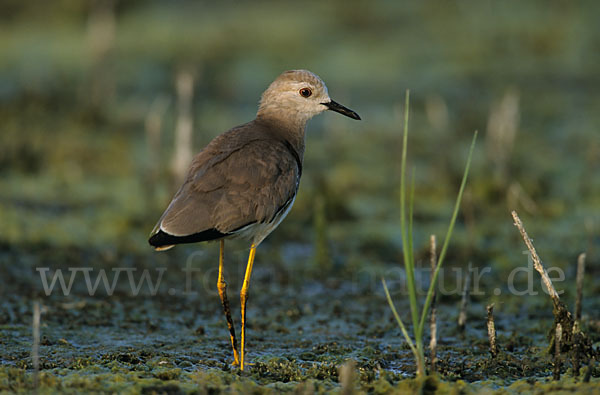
[148, 136, 300, 249]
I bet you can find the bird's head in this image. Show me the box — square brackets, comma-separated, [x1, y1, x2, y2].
[257, 70, 360, 124]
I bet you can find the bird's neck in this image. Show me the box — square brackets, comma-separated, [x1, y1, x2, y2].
[255, 113, 306, 161]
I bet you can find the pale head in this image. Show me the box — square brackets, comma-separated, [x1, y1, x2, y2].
[257, 69, 360, 125]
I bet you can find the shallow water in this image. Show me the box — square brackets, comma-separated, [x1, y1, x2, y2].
[1, 1, 599, 392]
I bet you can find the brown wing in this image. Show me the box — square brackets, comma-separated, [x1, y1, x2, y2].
[149, 134, 300, 248]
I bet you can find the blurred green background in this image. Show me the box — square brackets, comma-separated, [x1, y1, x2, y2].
[1, 1, 600, 390]
[1, 0, 598, 270]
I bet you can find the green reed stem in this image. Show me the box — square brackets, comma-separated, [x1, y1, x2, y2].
[417, 130, 478, 341]
[399, 90, 419, 337]
[385, 89, 477, 377]
[382, 278, 417, 356]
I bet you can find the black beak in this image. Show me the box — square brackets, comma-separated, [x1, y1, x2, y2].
[323, 100, 361, 120]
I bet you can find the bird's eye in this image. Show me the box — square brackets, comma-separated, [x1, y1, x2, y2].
[299, 88, 312, 98]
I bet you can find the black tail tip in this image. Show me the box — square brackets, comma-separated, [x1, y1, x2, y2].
[148, 230, 171, 249]
[148, 228, 227, 249]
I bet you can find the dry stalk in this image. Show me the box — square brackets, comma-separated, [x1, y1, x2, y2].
[507, 182, 538, 215]
[457, 269, 471, 333]
[575, 253, 586, 321]
[573, 253, 586, 376]
[511, 210, 572, 340]
[32, 301, 41, 388]
[86, 0, 116, 108]
[339, 359, 356, 395]
[573, 320, 582, 377]
[511, 211, 598, 373]
[510, 211, 560, 305]
[486, 88, 519, 185]
[171, 68, 195, 185]
[429, 234, 438, 372]
[553, 323, 562, 380]
[487, 304, 498, 358]
[145, 95, 170, 184]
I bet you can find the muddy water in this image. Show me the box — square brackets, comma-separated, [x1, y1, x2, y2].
[1, 241, 598, 392]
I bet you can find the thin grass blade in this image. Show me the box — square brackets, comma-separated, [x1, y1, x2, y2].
[418, 131, 478, 336]
[382, 278, 418, 357]
[399, 90, 420, 332]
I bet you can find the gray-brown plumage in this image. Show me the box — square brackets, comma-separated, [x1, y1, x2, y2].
[148, 69, 360, 370]
[149, 70, 359, 250]
[149, 121, 300, 248]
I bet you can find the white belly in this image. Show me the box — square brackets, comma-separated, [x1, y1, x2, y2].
[232, 195, 297, 246]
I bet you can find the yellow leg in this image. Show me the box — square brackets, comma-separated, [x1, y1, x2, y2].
[217, 240, 240, 366]
[240, 243, 257, 371]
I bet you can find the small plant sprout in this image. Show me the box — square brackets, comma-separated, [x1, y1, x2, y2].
[382, 90, 477, 377]
[457, 269, 471, 333]
[575, 252, 586, 322]
[429, 234, 438, 372]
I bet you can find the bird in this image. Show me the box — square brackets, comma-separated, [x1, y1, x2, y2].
[148, 69, 360, 370]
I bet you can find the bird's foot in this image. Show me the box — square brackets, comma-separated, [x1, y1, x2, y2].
[239, 361, 255, 371]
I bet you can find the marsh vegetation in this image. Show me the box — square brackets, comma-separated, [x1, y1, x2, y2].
[1, 1, 599, 393]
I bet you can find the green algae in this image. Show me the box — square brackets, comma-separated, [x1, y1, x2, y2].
[1, 1, 600, 393]
[1, 242, 598, 393]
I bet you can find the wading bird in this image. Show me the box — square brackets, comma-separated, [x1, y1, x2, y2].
[149, 70, 360, 370]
